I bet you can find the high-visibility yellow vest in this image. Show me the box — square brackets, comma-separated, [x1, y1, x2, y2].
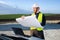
[30, 12, 43, 31]
[31, 12, 42, 23]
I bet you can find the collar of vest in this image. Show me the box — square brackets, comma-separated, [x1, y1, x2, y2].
[32, 12, 43, 23]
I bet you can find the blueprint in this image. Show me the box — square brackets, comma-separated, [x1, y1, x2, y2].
[16, 16, 43, 28]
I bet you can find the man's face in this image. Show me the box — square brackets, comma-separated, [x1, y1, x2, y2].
[33, 7, 40, 13]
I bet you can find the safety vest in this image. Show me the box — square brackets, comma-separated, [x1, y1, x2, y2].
[30, 12, 43, 31]
[31, 12, 42, 23]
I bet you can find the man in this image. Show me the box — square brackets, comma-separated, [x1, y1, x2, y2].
[21, 4, 46, 40]
[30, 4, 46, 40]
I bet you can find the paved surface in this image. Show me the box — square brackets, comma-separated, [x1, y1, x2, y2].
[44, 29, 60, 40]
[0, 29, 60, 40]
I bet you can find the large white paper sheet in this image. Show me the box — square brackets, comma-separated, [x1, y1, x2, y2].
[16, 16, 43, 28]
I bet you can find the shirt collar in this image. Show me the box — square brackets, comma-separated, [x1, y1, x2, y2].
[33, 11, 40, 15]
[36, 11, 40, 13]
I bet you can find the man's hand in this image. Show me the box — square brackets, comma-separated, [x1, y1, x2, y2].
[21, 16, 25, 19]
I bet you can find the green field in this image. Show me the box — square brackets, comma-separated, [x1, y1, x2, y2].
[0, 14, 30, 19]
[0, 14, 60, 19]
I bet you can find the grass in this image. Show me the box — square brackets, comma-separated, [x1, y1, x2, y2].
[44, 14, 60, 16]
[0, 14, 30, 19]
[0, 14, 60, 19]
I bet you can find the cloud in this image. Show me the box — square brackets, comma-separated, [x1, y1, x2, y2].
[0, 1, 16, 8]
[0, 1, 7, 4]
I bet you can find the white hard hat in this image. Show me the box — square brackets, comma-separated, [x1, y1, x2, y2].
[32, 4, 39, 8]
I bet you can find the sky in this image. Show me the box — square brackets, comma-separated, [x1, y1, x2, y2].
[0, 0, 60, 13]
